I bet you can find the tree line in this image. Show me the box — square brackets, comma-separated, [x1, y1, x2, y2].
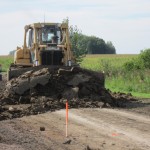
[69, 25, 116, 62]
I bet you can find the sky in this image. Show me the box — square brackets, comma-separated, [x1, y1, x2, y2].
[0, 0, 150, 55]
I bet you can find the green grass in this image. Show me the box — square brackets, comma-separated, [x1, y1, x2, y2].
[106, 78, 150, 98]
[131, 92, 150, 99]
[106, 87, 150, 98]
[0, 55, 13, 72]
[81, 54, 150, 98]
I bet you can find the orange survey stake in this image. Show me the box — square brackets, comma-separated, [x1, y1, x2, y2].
[66, 100, 68, 137]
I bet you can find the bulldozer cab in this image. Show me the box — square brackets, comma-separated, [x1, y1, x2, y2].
[14, 22, 74, 67]
[41, 25, 59, 44]
[27, 24, 61, 47]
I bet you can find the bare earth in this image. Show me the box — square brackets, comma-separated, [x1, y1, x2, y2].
[0, 107, 150, 150]
[0, 73, 150, 150]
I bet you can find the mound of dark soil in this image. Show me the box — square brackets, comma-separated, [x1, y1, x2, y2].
[0, 67, 136, 121]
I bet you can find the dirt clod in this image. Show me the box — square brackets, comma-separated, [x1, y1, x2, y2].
[63, 139, 72, 144]
[0, 135, 2, 141]
[40, 127, 45, 131]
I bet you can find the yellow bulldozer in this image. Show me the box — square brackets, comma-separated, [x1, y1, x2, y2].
[8, 22, 76, 80]
[7, 21, 104, 87]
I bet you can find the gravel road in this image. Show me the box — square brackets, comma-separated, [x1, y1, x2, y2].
[0, 107, 150, 150]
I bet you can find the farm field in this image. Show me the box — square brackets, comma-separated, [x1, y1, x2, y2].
[81, 54, 138, 71]
[0, 54, 150, 98]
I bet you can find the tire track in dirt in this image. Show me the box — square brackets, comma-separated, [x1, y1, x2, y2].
[56, 108, 150, 149]
[0, 108, 150, 150]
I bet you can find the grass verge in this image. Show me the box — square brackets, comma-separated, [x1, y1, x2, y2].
[0, 55, 13, 72]
[81, 54, 150, 98]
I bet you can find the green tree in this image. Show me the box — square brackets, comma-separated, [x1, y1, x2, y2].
[69, 26, 87, 63]
[62, 18, 116, 63]
[123, 48, 150, 71]
[87, 36, 106, 54]
[140, 48, 150, 69]
[105, 41, 116, 54]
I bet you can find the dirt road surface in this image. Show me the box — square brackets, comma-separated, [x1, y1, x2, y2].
[0, 108, 150, 150]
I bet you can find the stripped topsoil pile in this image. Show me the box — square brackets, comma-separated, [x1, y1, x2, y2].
[0, 67, 136, 121]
